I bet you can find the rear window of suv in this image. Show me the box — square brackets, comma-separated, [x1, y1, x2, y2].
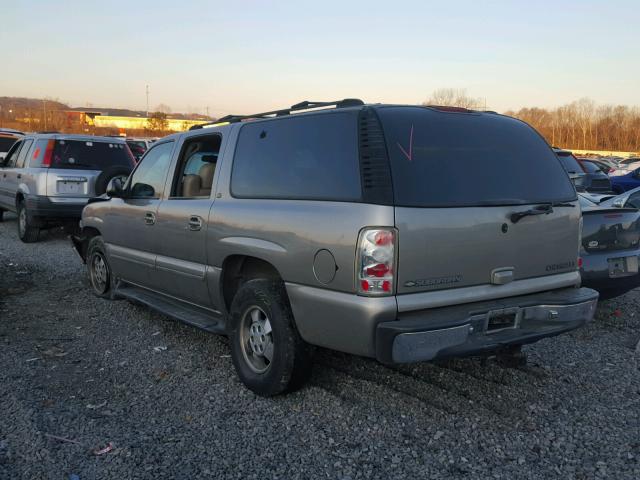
[48, 139, 134, 170]
[377, 107, 576, 207]
[231, 112, 361, 201]
[556, 151, 583, 174]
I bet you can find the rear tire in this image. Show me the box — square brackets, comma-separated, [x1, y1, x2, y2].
[17, 201, 39, 243]
[86, 235, 116, 299]
[229, 279, 313, 396]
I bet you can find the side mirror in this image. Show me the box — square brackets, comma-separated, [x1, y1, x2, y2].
[106, 176, 126, 197]
[130, 182, 155, 198]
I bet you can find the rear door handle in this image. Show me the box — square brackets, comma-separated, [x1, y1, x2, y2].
[144, 212, 156, 225]
[188, 215, 203, 231]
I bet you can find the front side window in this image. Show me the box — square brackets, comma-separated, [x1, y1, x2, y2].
[171, 134, 221, 198]
[127, 142, 174, 198]
[231, 112, 361, 201]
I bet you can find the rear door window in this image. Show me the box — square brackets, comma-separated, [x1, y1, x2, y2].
[52, 140, 134, 170]
[3, 140, 23, 168]
[231, 112, 361, 201]
[377, 107, 576, 207]
[15, 139, 33, 168]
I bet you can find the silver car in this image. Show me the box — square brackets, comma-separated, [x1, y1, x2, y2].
[72, 100, 599, 396]
[0, 133, 134, 242]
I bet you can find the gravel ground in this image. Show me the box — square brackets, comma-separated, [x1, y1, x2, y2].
[0, 214, 639, 480]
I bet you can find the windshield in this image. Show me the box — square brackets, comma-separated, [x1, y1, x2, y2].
[377, 107, 576, 207]
[51, 139, 135, 170]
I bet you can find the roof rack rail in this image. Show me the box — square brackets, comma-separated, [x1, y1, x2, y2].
[189, 98, 364, 130]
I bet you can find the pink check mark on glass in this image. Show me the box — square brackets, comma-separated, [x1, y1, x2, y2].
[397, 125, 414, 161]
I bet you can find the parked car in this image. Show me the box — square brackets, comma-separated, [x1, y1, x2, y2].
[125, 138, 155, 161]
[576, 158, 613, 192]
[553, 149, 611, 192]
[600, 185, 640, 210]
[578, 194, 640, 299]
[610, 167, 640, 194]
[553, 148, 586, 190]
[0, 134, 135, 242]
[582, 158, 614, 175]
[71, 100, 598, 396]
[0, 128, 24, 161]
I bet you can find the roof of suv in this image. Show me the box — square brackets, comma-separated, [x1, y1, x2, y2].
[25, 133, 127, 143]
[191, 99, 505, 133]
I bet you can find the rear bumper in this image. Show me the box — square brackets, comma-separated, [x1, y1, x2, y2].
[375, 287, 599, 364]
[25, 195, 87, 219]
[581, 250, 640, 293]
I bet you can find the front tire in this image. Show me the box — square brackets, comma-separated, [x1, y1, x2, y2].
[229, 279, 313, 396]
[17, 201, 39, 243]
[86, 236, 116, 299]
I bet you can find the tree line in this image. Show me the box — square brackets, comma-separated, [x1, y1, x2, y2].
[424, 90, 640, 153]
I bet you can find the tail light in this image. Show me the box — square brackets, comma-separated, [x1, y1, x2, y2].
[357, 227, 396, 296]
[42, 139, 55, 167]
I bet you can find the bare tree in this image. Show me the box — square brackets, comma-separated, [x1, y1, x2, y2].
[155, 103, 172, 114]
[146, 112, 169, 133]
[423, 88, 484, 109]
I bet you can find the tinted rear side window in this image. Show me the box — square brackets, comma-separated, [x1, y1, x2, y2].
[377, 107, 576, 207]
[52, 140, 134, 170]
[231, 112, 361, 201]
[0, 136, 18, 152]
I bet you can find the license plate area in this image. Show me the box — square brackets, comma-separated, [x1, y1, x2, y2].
[608, 256, 639, 278]
[485, 307, 520, 333]
[57, 177, 87, 195]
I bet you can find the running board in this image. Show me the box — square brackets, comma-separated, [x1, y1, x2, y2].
[116, 284, 226, 334]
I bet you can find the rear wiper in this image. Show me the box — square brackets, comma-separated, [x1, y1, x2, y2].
[510, 202, 575, 223]
[509, 204, 551, 224]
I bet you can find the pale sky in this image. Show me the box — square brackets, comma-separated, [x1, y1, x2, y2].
[1, 0, 639, 116]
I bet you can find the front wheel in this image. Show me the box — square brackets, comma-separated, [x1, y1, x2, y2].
[86, 235, 116, 299]
[17, 201, 39, 243]
[229, 279, 313, 396]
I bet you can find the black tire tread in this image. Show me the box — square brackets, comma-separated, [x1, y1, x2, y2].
[86, 235, 116, 300]
[229, 279, 313, 396]
[17, 201, 39, 243]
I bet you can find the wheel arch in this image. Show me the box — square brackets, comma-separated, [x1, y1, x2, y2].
[220, 254, 284, 314]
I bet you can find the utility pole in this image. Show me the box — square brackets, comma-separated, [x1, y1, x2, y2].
[43, 99, 47, 130]
[206, 106, 210, 118]
[146, 85, 150, 118]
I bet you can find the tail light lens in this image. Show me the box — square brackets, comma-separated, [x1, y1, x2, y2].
[42, 139, 55, 167]
[357, 227, 396, 296]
